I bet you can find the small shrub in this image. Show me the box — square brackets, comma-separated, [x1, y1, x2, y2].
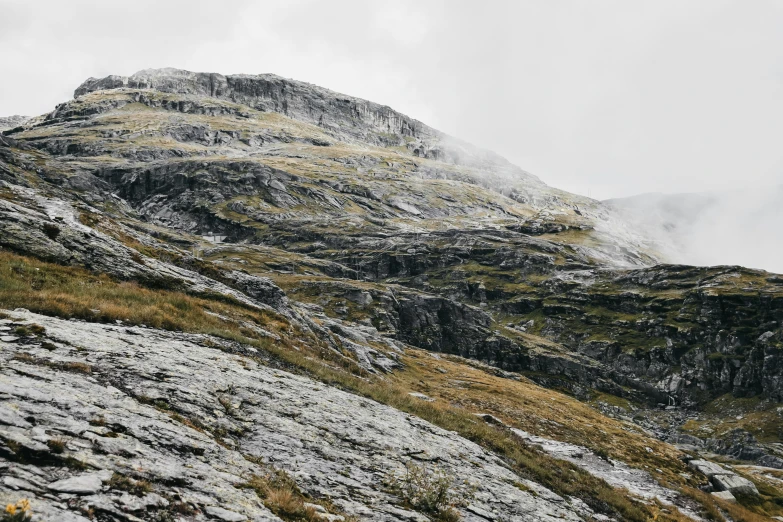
[265, 489, 307, 518]
[218, 396, 233, 413]
[61, 361, 92, 374]
[42, 223, 60, 240]
[46, 437, 67, 454]
[593, 447, 612, 463]
[28, 324, 46, 335]
[89, 416, 106, 426]
[385, 462, 462, 521]
[168, 502, 196, 516]
[11, 353, 36, 364]
[244, 469, 322, 521]
[2, 499, 32, 522]
[106, 473, 153, 496]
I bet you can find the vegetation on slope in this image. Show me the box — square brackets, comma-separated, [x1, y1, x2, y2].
[1, 247, 776, 520]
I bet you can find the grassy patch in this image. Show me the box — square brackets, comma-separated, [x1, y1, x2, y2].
[681, 394, 783, 443]
[242, 465, 355, 522]
[12, 353, 92, 374]
[0, 250, 287, 341]
[106, 473, 153, 496]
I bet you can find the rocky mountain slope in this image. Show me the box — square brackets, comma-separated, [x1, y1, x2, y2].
[2, 68, 782, 521]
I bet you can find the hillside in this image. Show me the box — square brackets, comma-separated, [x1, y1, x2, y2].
[1, 68, 782, 521]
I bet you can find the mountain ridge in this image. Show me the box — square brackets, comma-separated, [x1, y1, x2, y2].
[2, 68, 783, 521]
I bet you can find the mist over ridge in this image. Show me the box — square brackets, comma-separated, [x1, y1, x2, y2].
[607, 186, 783, 273]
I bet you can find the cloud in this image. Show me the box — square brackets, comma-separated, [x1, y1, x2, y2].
[608, 186, 783, 273]
[1, 0, 782, 271]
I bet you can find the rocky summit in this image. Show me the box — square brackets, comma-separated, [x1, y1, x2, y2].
[1, 68, 782, 521]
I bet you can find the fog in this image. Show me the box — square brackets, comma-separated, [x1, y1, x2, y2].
[1, 0, 782, 272]
[608, 187, 783, 273]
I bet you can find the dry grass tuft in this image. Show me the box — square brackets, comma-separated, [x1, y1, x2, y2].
[45, 437, 67, 454]
[244, 468, 334, 521]
[2, 499, 32, 522]
[106, 473, 153, 496]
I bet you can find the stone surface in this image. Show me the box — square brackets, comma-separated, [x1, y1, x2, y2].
[711, 474, 759, 496]
[47, 471, 112, 494]
[688, 460, 729, 479]
[204, 506, 250, 521]
[711, 490, 736, 502]
[510, 428, 703, 520]
[0, 310, 593, 521]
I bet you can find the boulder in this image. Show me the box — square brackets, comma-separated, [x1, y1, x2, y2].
[687, 459, 727, 478]
[711, 490, 736, 503]
[712, 474, 759, 496]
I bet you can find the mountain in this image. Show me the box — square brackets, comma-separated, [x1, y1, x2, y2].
[1, 68, 782, 521]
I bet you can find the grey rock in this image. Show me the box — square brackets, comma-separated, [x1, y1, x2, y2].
[688, 459, 728, 479]
[688, 459, 760, 496]
[408, 392, 434, 402]
[711, 490, 736, 502]
[0, 115, 29, 131]
[758, 455, 783, 469]
[1, 309, 594, 521]
[47, 471, 112, 494]
[205, 506, 249, 521]
[712, 474, 759, 496]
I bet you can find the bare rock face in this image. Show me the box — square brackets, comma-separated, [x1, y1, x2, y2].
[0, 310, 592, 522]
[4, 67, 783, 406]
[73, 68, 499, 172]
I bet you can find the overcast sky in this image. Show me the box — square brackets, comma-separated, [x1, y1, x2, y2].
[1, 0, 781, 199]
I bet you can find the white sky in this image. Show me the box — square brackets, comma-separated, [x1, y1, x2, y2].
[1, 0, 781, 199]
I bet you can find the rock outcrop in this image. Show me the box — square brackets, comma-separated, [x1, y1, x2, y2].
[1, 310, 593, 522]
